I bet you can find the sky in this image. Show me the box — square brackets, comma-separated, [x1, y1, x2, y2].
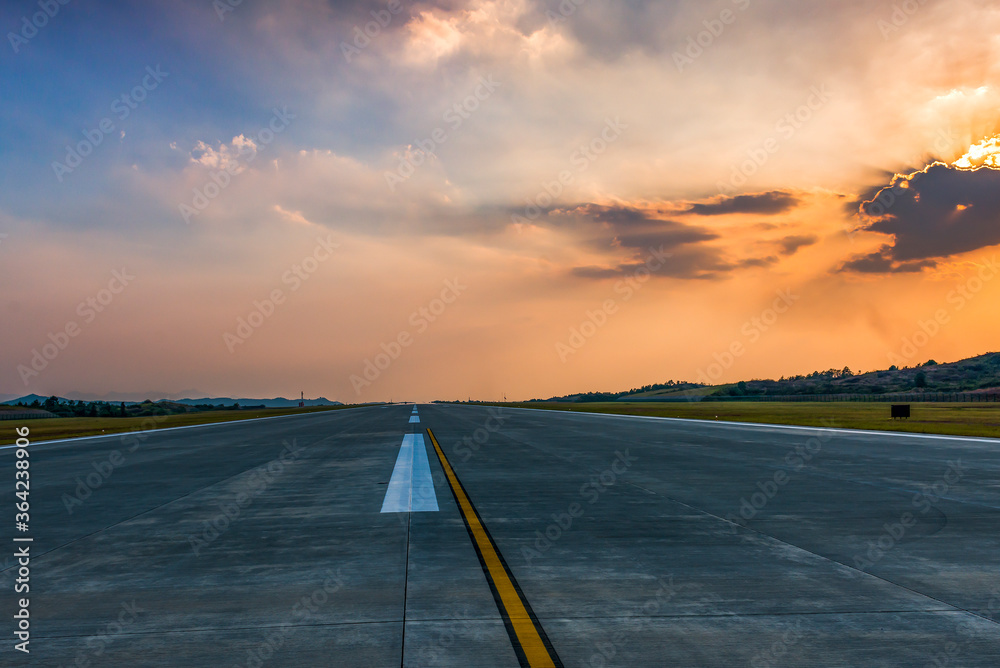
[2, 0, 1000, 403]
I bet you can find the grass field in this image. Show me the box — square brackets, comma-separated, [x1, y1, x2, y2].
[502, 401, 1000, 439]
[0, 405, 354, 445]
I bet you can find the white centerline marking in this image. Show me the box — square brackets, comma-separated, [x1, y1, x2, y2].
[409, 416, 420, 423]
[381, 434, 439, 513]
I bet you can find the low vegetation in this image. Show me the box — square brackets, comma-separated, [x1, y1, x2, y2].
[528, 352, 1000, 403]
[0, 405, 350, 445]
[7, 396, 278, 418]
[499, 401, 1000, 439]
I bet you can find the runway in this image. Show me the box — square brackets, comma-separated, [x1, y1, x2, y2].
[3, 403, 1000, 666]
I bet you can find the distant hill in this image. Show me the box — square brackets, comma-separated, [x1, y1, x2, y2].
[530, 352, 1000, 402]
[3, 394, 341, 408]
[170, 397, 342, 408]
[707, 352, 1000, 398]
[2, 393, 57, 406]
[531, 381, 704, 403]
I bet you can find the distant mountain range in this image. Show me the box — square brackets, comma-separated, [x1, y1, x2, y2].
[3, 393, 342, 408]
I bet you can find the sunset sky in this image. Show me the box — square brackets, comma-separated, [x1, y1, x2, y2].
[3, 0, 1000, 403]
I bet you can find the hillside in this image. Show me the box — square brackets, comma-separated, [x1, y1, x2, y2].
[712, 353, 1000, 397]
[531, 352, 1000, 402]
[532, 381, 704, 403]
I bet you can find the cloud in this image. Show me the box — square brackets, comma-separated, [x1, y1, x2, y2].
[739, 255, 779, 268]
[686, 191, 800, 216]
[562, 203, 779, 280]
[189, 135, 257, 173]
[850, 163, 1000, 266]
[776, 234, 818, 255]
[571, 249, 722, 280]
[838, 245, 937, 274]
[570, 248, 779, 280]
[272, 205, 317, 227]
[567, 203, 718, 248]
[522, 0, 681, 60]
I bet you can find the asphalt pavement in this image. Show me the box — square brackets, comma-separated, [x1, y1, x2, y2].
[2, 403, 1000, 666]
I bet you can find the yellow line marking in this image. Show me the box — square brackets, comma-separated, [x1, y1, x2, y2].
[426, 428, 558, 668]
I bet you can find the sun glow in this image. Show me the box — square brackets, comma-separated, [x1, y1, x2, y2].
[953, 135, 1000, 169]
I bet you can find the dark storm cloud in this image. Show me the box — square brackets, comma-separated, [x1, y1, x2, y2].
[687, 191, 800, 216]
[568, 204, 717, 250]
[776, 234, 818, 255]
[844, 164, 1000, 271]
[572, 249, 727, 280]
[571, 249, 778, 280]
[564, 203, 776, 280]
[837, 246, 937, 274]
[739, 255, 779, 268]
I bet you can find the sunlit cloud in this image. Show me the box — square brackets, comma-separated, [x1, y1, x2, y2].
[954, 134, 1000, 169]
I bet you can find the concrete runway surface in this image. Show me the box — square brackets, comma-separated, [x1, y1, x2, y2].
[2, 403, 1000, 666]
